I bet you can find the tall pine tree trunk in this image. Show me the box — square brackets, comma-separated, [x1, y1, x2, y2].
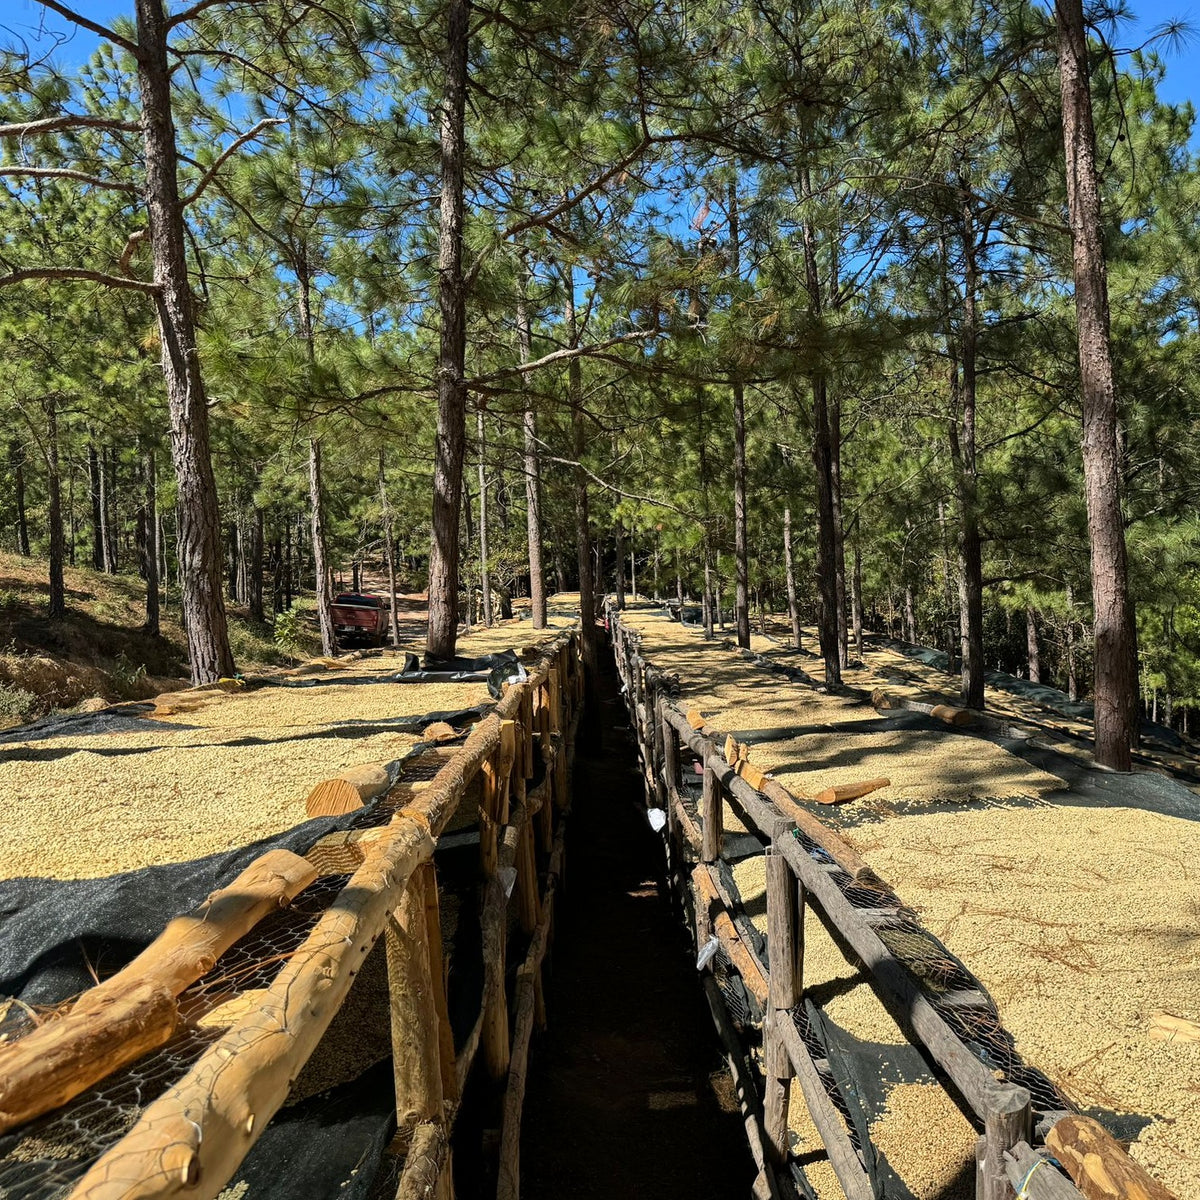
[44, 397, 64, 619]
[956, 209, 985, 709]
[88, 438, 103, 570]
[784, 506, 802, 650]
[801, 180, 841, 689]
[830, 389, 848, 670]
[567, 283, 597, 684]
[851, 533, 864, 663]
[476, 405, 493, 626]
[615, 524, 626, 610]
[99, 446, 115, 574]
[249, 504, 264, 626]
[379, 451, 401, 646]
[729, 185, 751, 649]
[517, 288, 547, 628]
[11, 443, 29, 556]
[426, 0, 469, 662]
[812, 375, 842, 688]
[1027, 607, 1040, 683]
[135, 0, 232, 682]
[141, 445, 159, 635]
[309, 437, 336, 656]
[1056, 0, 1137, 769]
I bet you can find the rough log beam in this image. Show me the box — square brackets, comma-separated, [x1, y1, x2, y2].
[0, 849, 317, 1134]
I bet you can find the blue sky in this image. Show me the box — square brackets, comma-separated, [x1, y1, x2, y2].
[7, 0, 1199, 121]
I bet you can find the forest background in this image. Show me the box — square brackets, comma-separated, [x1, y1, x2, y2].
[3, 0, 1200, 771]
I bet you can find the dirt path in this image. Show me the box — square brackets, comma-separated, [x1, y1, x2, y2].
[520, 642, 755, 1199]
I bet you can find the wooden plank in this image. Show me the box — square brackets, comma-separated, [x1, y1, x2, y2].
[1046, 1116, 1177, 1200]
[0, 849, 317, 1135]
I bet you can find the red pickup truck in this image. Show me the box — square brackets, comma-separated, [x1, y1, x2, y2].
[330, 593, 390, 647]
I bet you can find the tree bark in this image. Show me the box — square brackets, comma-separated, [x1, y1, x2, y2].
[517, 287, 546, 628]
[11, 442, 29, 556]
[309, 437, 336, 656]
[566, 280, 598, 685]
[1056, 0, 1138, 768]
[44, 397, 64, 619]
[615, 524, 626, 610]
[426, 0, 470, 662]
[1026, 607, 1040, 683]
[135, 0, 233, 682]
[476, 405, 493, 626]
[88, 437, 103, 570]
[379, 451, 401, 646]
[784, 506, 802, 650]
[248, 503, 264, 625]
[141, 445, 159, 635]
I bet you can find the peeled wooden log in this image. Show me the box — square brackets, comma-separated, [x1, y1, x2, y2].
[0, 849, 317, 1134]
[734, 758, 769, 792]
[305, 827, 388, 876]
[812, 777, 890, 806]
[686, 708, 707, 730]
[755, 775, 877, 881]
[930, 703, 974, 727]
[1046, 1116, 1177, 1200]
[306, 762, 397, 817]
[1149, 1011, 1200, 1043]
[394, 1121, 449, 1200]
[870, 689, 974, 728]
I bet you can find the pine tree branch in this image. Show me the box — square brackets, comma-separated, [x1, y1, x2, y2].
[34, 0, 141, 57]
[0, 166, 137, 192]
[0, 114, 141, 139]
[0, 267, 158, 294]
[468, 331, 657, 384]
[165, 0, 246, 31]
[180, 117, 285, 207]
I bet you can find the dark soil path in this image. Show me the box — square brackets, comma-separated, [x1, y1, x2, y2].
[521, 644, 755, 1198]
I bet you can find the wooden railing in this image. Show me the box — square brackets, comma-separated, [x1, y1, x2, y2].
[0, 632, 583, 1200]
[607, 607, 1101, 1200]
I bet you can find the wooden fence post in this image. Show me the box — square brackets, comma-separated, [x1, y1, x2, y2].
[764, 830, 802, 1167]
[701, 742, 722, 863]
[386, 865, 445, 1144]
[977, 1085, 1033, 1200]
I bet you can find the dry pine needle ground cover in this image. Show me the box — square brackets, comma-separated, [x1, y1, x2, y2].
[624, 604, 1200, 1197]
